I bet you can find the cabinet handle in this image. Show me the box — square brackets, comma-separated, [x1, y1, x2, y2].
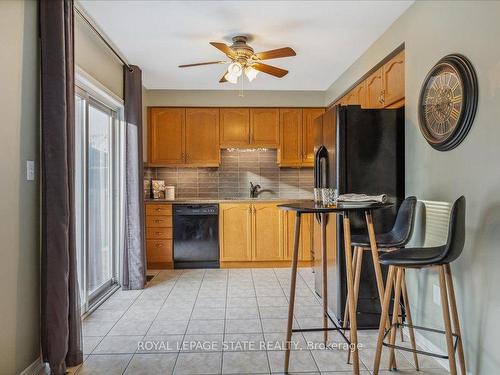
[155, 232, 161, 235]
[154, 220, 163, 224]
[156, 208, 162, 211]
[248, 207, 251, 215]
[155, 243, 163, 248]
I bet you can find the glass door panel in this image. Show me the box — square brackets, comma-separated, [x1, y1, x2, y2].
[87, 103, 113, 297]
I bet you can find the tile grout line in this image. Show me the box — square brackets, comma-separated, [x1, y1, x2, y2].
[120, 270, 184, 375]
[251, 268, 271, 374]
[220, 268, 230, 372]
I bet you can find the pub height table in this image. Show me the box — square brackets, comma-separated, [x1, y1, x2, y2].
[278, 201, 392, 375]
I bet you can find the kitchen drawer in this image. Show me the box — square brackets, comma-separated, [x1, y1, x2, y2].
[146, 239, 173, 260]
[146, 227, 172, 240]
[146, 204, 172, 216]
[146, 215, 173, 228]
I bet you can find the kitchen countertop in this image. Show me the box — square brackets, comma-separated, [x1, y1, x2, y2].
[144, 198, 312, 204]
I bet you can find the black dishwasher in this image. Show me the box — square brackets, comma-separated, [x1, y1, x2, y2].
[173, 204, 219, 269]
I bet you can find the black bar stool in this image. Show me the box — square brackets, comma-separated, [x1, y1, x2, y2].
[373, 196, 467, 375]
[345, 196, 419, 368]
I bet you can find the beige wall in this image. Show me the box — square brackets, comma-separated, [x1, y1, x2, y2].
[75, 10, 123, 99]
[146, 89, 325, 108]
[326, 1, 500, 373]
[0, 0, 40, 373]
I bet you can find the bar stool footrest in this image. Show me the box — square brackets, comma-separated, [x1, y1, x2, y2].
[382, 322, 459, 360]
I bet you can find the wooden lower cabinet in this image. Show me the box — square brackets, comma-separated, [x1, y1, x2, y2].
[283, 212, 314, 261]
[252, 203, 283, 261]
[145, 203, 173, 269]
[220, 202, 313, 265]
[219, 203, 252, 261]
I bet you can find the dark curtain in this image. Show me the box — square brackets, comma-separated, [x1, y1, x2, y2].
[122, 65, 146, 290]
[39, 0, 83, 373]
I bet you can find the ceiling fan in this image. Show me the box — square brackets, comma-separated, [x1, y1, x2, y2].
[178, 35, 296, 84]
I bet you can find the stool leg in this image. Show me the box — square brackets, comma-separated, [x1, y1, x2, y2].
[445, 264, 466, 375]
[343, 215, 360, 374]
[439, 265, 458, 375]
[284, 213, 301, 374]
[366, 211, 396, 369]
[321, 213, 328, 344]
[401, 269, 419, 370]
[346, 246, 363, 364]
[343, 246, 359, 333]
[388, 267, 403, 370]
[373, 265, 396, 375]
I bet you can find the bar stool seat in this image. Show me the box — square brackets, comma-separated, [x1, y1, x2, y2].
[373, 196, 467, 375]
[379, 246, 446, 266]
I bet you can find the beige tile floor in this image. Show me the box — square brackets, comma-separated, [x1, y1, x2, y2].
[72, 268, 447, 374]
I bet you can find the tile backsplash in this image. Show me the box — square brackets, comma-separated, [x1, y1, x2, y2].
[144, 149, 314, 199]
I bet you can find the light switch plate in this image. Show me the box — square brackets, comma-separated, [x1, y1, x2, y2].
[26, 160, 35, 181]
[433, 284, 441, 306]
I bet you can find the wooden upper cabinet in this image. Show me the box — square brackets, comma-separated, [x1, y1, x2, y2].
[220, 203, 252, 261]
[252, 203, 283, 261]
[220, 108, 250, 147]
[382, 50, 405, 107]
[149, 107, 185, 165]
[279, 108, 303, 167]
[302, 108, 325, 166]
[365, 67, 385, 109]
[250, 108, 279, 147]
[185, 108, 220, 166]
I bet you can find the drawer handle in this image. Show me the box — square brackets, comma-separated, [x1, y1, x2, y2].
[155, 232, 161, 235]
[156, 208, 162, 212]
[154, 220, 163, 224]
[154, 243, 163, 248]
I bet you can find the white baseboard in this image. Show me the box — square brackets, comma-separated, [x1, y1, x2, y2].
[19, 357, 48, 375]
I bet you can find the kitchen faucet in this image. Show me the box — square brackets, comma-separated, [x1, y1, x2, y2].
[249, 182, 261, 198]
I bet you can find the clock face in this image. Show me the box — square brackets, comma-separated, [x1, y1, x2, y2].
[421, 64, 463, 142]
[418, 55, 478, 151]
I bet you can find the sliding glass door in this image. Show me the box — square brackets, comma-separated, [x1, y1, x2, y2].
[75, 86, 123, 313]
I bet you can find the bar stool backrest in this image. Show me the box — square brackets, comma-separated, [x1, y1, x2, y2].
[439, 196, 466, 264]
[390, 196, 417, 246]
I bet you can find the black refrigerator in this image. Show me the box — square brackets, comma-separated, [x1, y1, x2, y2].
[313, 104, 405, 328]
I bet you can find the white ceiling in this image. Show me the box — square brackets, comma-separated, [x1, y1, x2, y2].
[78, 0, 412, 91]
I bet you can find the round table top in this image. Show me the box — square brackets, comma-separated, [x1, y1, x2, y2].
[278, 200, 393, 214]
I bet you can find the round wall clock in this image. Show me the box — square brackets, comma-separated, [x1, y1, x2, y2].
[418, 54, 478, 151]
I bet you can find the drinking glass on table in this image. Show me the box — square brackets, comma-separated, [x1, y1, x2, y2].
[321, 188, 338, 206]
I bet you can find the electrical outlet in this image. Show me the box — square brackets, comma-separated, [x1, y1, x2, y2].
[26, 160, 35, 181]
[433, 284, 441, 306]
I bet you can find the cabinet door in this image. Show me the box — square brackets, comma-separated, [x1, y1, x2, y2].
[278, 108, 303, 166]
[250, 108, 280, 147]
[312, 214, 337, 265]
[149, 107, 185, 165]
[365, 68, 384, 109]
[283, 211, 313, 261]
[220, 108, 250, 147]
[302, 108, 325, 166]
[355, 82, 367, 108]
[383, 50, 405, 107]
[300, 214, 314, 261]
[252, 203, 283, 261]
[220, 203, 252, 261]
[185, 108, 220, 166]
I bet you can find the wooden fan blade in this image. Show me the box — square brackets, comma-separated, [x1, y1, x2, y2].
[252, 62, 288, 78]
[219, 73, 228, 83]
[179, 61, 226, 68]
[210, 42, 236, 58]
[254, 47, 296, 60]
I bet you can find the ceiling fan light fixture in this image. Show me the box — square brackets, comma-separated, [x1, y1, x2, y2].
[224, 71, 238, 84]
[228, 62, 243, 77]
[244, 66, 259, 82]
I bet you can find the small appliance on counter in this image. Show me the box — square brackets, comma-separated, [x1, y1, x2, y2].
[143, 179, 175, 200]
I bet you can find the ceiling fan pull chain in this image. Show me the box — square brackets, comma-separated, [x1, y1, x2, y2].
[239, 75, 244, 97]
